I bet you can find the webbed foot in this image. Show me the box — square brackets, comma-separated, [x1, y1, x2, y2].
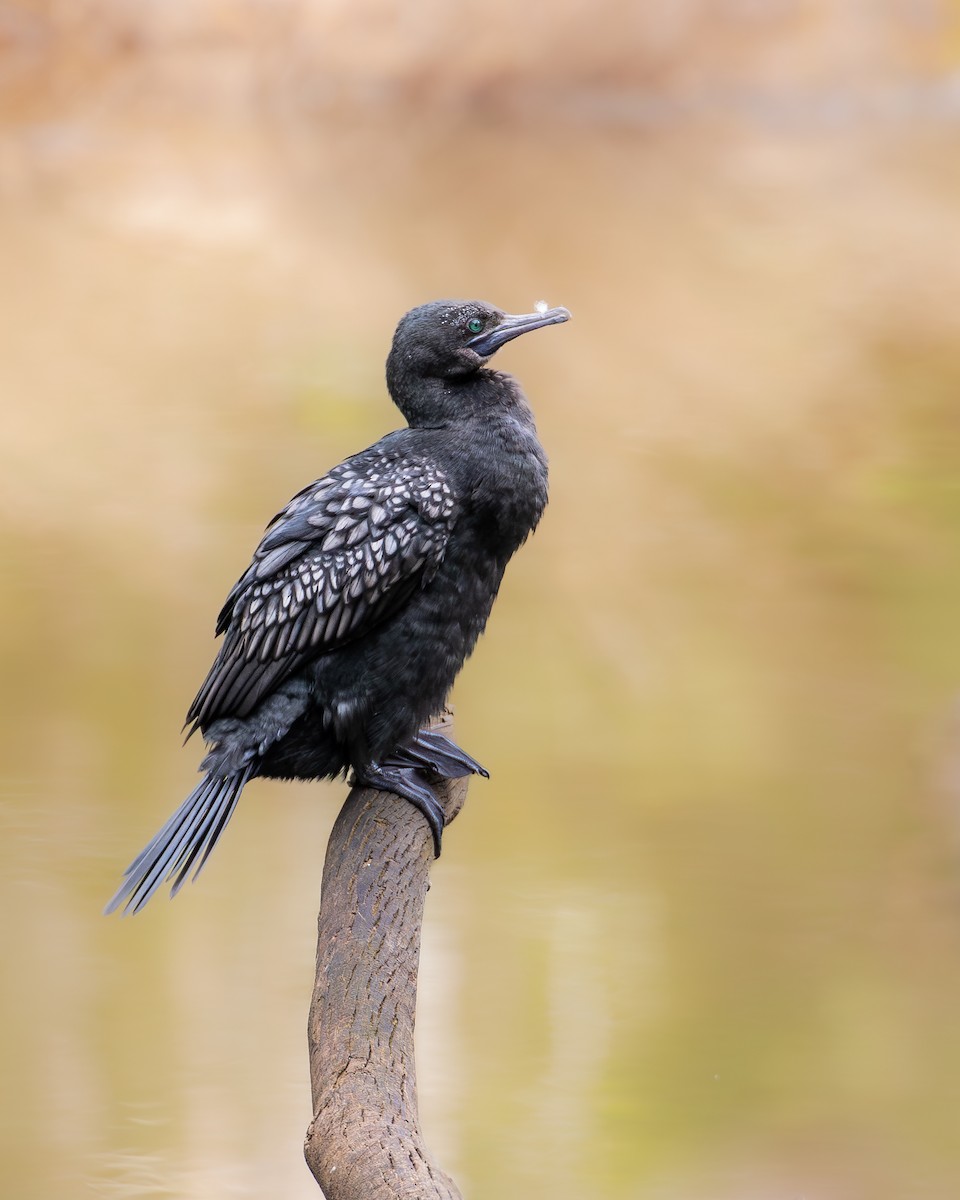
[384, 728, 489, 780]
[353, 762, 446, 857]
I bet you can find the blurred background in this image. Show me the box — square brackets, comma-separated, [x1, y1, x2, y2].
[4, 2, 960, 1197]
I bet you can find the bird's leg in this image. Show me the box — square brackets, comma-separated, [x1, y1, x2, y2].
[352, 762, 446, 857]
[356, 729, 487, 858]
[384, 728, 490, 780]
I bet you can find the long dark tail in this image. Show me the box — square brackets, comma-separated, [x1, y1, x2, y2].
[105, 765, 255, 915]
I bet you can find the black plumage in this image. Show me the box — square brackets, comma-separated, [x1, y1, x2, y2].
[107, 298, 570, 914]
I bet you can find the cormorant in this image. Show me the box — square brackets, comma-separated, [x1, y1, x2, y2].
[106, 298, 570, 914]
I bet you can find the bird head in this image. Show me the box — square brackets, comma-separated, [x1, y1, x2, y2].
[386, 299, 570, 422]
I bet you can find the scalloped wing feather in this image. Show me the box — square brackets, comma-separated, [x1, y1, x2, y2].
[188, 450, 456, 730]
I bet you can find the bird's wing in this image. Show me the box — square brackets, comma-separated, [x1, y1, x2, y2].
[186, 448, 456, 730]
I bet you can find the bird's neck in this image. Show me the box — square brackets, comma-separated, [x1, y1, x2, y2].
[388, 367, 532, 431]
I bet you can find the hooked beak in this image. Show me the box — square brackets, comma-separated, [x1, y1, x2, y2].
[467, 305, 571, 357]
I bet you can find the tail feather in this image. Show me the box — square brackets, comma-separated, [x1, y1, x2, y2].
[169, 773, 246, 897]
[105, 766, 254, 915]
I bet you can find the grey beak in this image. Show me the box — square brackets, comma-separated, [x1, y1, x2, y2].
[467, 306, 571, 357]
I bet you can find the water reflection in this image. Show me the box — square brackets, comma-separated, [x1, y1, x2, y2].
[4, 22, 960, 1200]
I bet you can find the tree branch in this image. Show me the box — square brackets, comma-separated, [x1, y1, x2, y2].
[304, 716, 468, 1200]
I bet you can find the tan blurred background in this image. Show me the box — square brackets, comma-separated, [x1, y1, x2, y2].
[4, 2, 960, 1197]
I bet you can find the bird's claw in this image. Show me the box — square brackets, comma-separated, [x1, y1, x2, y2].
[384, 728, 489, 780]
[354, 762, 446, 857]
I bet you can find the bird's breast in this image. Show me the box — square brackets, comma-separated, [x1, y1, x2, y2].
[460, 420, 548, 555]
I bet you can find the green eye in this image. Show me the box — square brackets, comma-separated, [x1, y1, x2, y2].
[467, 317, 484, 334]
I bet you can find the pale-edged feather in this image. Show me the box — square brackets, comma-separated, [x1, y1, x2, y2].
[187, 447, 456, 731]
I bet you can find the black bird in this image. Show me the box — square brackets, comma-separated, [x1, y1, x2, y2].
[106, 298, 570, 914]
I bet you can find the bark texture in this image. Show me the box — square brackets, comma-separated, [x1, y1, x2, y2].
[304, 717, 468, 1200]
